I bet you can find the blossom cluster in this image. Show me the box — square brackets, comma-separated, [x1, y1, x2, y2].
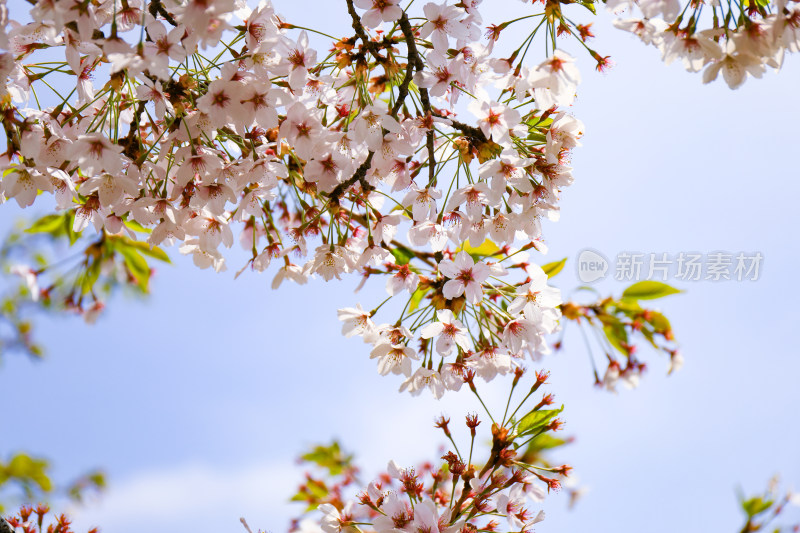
[3, 504, 96, 533]
[285, 372, 572, 533]
[0, 0, 596, 398]
[0, 3, 602, 529]
[610, 0, 800, 88]
[0, 0, 752, 532]
[338, 255, 564, 399]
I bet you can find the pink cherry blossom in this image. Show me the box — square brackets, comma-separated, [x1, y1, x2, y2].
[438, 251, 489, 303]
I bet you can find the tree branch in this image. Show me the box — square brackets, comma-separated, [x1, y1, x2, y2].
[329, 9, 423, 202]
[345, 0, 384, 62]
[346, 0, 371, 45]
[433, 112, 488, 144]
[148, 0, 177, 26]
[397, 13, 436, 184]
[120, 101, 147, 161]
[328, 152, 374, 203]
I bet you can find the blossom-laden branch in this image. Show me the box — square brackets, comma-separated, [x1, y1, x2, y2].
[607, 0, 800, 87]
[0, 0, 599, 398]
[285, 370, 573, 533]
[3, 505, 97, 533]
[396, 11, 436, 185]
[0, 0, 793, 530]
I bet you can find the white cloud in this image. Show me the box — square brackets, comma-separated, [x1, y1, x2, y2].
[68, 461, 302, 533]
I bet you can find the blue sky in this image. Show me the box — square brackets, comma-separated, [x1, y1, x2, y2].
[1, 1, 800, 532]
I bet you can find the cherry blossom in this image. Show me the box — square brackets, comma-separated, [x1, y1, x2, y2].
[420, 309, 470, 356]
[0, 2, 737, 532]
[438, 251, 490, 303]
[355, 0, 404, 28]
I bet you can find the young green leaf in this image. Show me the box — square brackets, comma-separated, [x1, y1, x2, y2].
[622, 281, 681, 301]
[110, 236, 171, 263]
[542, 258, 567, 278]
[460, 239, 500, 259]
[390, 246, 415, 266]
[741, 496, 773, 517]
[25, 214, 65, 235]
[409, 286, 430, 313]
[602, 318, 630, 354]
[517, 404, 564, 436]
[117, 247, 151, 292]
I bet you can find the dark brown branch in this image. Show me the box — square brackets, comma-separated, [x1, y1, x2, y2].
[397, 13, 436, 184]
[120, 101, 147, 161]
[433, 112, 489, 144]
[328, 152, 374, 203]
[398, 12, 490, 161]
[345, 0, 384, 62]
[421, 91, 436, 184]
[148, 0, 177, 26]
[328, 10, 444, 200]
[346, 0, 371, 46]
[392, 11, 429, 117]
[391, 57, 415, 117]
[328, 9, 423, 202]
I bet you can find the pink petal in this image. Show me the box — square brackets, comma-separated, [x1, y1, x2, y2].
[443, 279, 464, 300]
[438, 259, 459, 278]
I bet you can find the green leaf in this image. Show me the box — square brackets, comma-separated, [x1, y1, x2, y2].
[300, 442, 352, 477]
[518, 404, 564, 435]
[526, 116, 553, 129]
[599, 314, 629, 354]
[81, 262, 102, 295]
[575, 285, 600, 295]
[409, 286, 430, 313]
[612, 299, 643, 314]
[110, 237, 152, 291]
[3, 454, 52, 493]
[602, 319, 629, 355]
[461, 239, 500, 258]
[109, 235, 170, 263]
[25, 214, 65, 235]
[123, 219, 152, 234]
[119, 248, 151, 291]
[391, 246, 415, 266]
[64, 210, 80, 245]
[622, 281, 681, 301]
[579, 0, 597, 14]
[290, 477, 330, 512]
[524, 433, 568, 454]
[127, 240, 171, 263]
[29, 211, 82, 243]
[640, 327, 660, 350]
[527, 131, 547, 143]
[741, 496, 773, 517]
[542, 257, 567, 278]
[645, 311, 672, 336]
